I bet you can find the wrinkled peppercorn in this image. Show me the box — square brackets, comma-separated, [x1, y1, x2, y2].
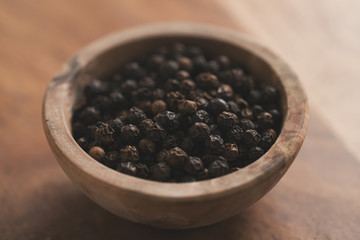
[208, 160, 229, 178]
[72, 42, 282, 182]
[154, 111, 180, 130]
[189, 122, 210, 140]
[184, 156, 204, 175]
[205, 135, 225, 154]
[217, 111, 239, 129]
[178, 100, 197, 115]
[151, 162, 171, 181]
[120, 124, 140, 143]
[196, 72, 219, 89]
[119, 145, 140, 162]
[165, 147, 188, 168]
[243, 129, 261, 147]
[138, 138, 156, 154]
[117, 161, 137, 176]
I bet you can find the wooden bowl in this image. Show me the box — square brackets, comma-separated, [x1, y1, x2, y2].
[42, 23, 309, 229]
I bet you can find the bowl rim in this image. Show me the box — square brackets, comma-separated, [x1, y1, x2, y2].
[42, 23, 309, 201]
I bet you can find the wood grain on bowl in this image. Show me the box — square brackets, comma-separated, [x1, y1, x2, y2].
[42, 23, 309, 229]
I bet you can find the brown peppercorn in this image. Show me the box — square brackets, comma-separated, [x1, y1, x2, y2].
[184, 156, 204, 175]
[243, 129, 261, 147]
[138, 138, 156, 154]
[151, 100, 167, 115]
[175, 70, 191, 81]
[177, 57, 193, 72]
[188, 122, 210, 139]
[88, 146, 105, 161]
[208, 160, 229, 178]
[151, 162, 171, 181]
[165, 147, 188, 168]
[241, 108, 254, 119]
[178, 100, 198, 115]
[217, 84, 233, 99]
[117, 161, 137, 176]
[224, 143, 239, 161]
[217, 111, 239, 129]
[166, 91, 184, 110]
[196, 72, 219, 89]
[119, 145, 140, 162]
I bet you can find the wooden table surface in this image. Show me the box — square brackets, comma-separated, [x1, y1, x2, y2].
[1, 1, 359, 239]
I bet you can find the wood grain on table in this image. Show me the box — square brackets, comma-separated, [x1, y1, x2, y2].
[0, 0, 359, 239]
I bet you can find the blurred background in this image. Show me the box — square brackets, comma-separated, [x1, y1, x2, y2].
[1, 0, 360, 239]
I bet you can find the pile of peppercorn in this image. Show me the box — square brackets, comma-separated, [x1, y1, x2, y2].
[72, 43, 281, 182]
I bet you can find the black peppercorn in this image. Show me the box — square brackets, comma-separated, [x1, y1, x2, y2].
[248, 146, 264, 161]
[191, 110, 210, 124]
[84, 79, 106, 99]
[257, 112, 274, 130]
[138, 138, 156, 154]
[166, 91, 184, 111]
[259, 129, 277, 150]
[119, 145, 140, 162]
[138, 119, 154, 132]
[145, 122, 167, 142]
[135, 163, 150, 179]
[216, 55, 231, 70]
[104, 151, 119, 168]
[175, 70, 191, 81]
[240, 108, 254, 120]
[208, 98, 229, 115]
[262, 86, 279, 103]
[121, 79, 138, 93]
[147, 54, 164, 71]
[156, 149, 169, 162]
[93, 122, 115, 145]
[224, 125, 243, 143]
[165, 79, 181, 91]
[208, 160, 229, 178]
[124, 62, 145, 79]
[188, 122, 210, 140]
[110, 91, 127, 110]
[78, 106, 100, 125]
[154, 111, 180, 130]
[217, 84, 233, 99]
[152, 88, 166, 100]
[239, 119, 256, 130]
[227, 101, 241, 115]
[217, 111, 239, 129]
[180, 79, 196, 92]
[196, 72, 219, 89]
[195, 97, 208, 110]
[120, 124, 140, 144]
[180, 137, 194, 152]
[243, 129, 261, 147]
[138, 77, 156, 89]
[117, 161, 137, 176]
[160, 60, 179, 78]
[88, 146, 105, 161]
[76, 137, 88, 150]
[165, 147, 188, 168]
[151, 162, 171, 181]
[224, 143, 239, 161]
[205, 134, 225, 154]
[184, 156, 204, 175]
